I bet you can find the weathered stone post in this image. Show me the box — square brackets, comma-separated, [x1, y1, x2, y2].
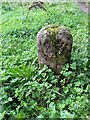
[37, 25, 73, 75]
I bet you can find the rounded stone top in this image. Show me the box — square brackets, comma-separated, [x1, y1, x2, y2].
[37, 24, 71, 33]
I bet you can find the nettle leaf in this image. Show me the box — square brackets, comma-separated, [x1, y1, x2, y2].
[73, 87, 83, 94]
[41, 73, 46, 78]
[70, 62, 76, 70]
[37, 114, 44, 118]
[49, 102, 55, 109]
[8, 97, 13, 102]
[74, 81, 81, 87]
[64, 71, 73, 77]
[21, 101, 27, 107]
[57, 102, 65, 110]
[60, 110, 75, 118]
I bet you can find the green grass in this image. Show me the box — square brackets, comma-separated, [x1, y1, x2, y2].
[1, 1, 89, 119]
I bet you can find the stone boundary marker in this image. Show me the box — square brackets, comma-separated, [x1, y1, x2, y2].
[37, 25, 73, 75]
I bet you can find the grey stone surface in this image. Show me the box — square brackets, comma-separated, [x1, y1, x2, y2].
[37, 25, 73, 75]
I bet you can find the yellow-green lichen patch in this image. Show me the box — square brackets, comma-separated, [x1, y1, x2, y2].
[45, 26, 60, 47]
[46, 25, 60, 36]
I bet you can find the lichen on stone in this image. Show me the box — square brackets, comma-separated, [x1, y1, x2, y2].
[37, 24, 73, 75]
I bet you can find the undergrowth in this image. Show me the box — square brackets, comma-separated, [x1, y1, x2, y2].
[0, 1, 90, 119]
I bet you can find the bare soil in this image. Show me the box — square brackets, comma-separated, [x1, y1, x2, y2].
[74, 0, 89, 13]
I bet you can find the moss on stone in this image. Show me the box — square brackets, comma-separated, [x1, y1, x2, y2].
[45, 25, 60, 47]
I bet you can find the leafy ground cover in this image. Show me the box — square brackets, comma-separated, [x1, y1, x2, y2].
[1, 1, 90, 119]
